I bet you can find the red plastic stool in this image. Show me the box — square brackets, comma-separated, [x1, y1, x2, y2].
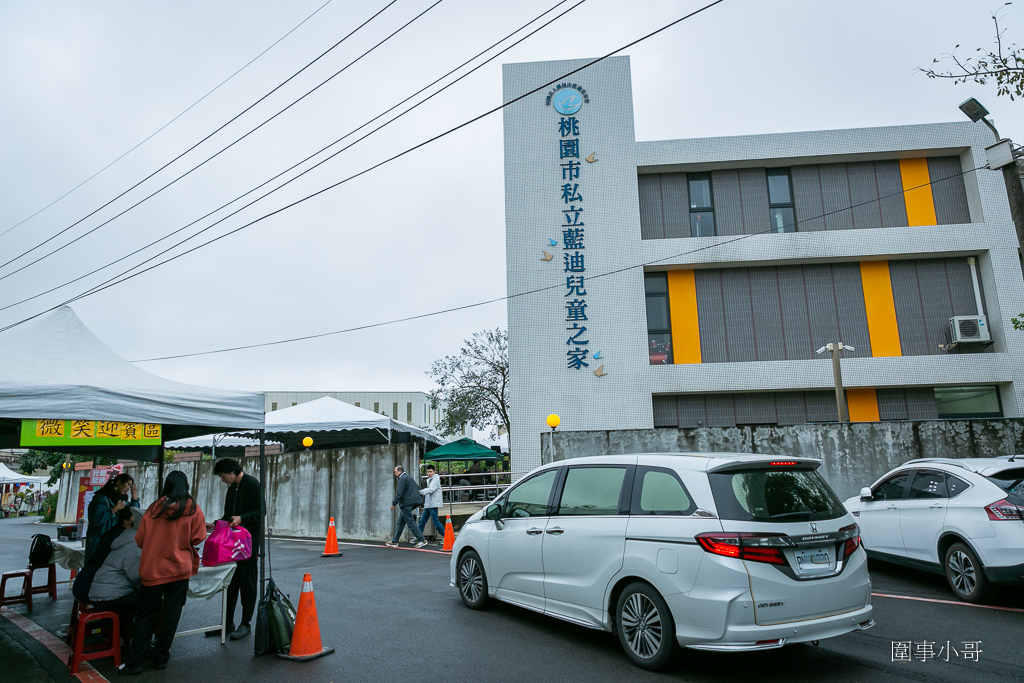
[0, 570, 32, 611]
[26, 562, 57, 602]
[67, 604, 121, 674]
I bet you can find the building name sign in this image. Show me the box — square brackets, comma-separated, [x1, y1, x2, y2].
[20, 419, 162, 447]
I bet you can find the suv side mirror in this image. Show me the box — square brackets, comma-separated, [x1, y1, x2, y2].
[860, 487, 873, 501]
[485, 504, 502, 521]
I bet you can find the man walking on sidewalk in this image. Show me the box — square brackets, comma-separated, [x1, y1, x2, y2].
[206, 458, 262, 641]
[417, 465, 444, 542]
[386, 465, 427, 548]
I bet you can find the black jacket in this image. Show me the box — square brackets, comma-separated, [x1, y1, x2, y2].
[222, 473, 263, 544]
[392, 473, 423, 509]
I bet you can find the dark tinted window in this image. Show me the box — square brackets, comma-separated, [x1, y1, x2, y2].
[873, 472, 910, 501]
[946, 474, 970, 498]
[708, 468, 845, 522]
[985, 467, 1024, 503]
[557, 467, 627, 516]
[631, 468, 696, 516]
[909, 470, 947, 499]
[503, 469, 557, 518]
[689, 174, 712, 209]
[645, 272, 672, 365]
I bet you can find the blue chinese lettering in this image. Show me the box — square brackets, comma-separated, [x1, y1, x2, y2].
[565, 276, 587, 297]
[566, 299, 588, 321]
[566, 323, 589, 345]
[564, 251, 585, 272]
[559, 117, 580, 137]
[562, 204, 584, 226]
[559, 139, 579, 159]
[561, 183, 583, 204]
[567, 346, 590, 369]
[562, 227, 585, 249]
[560, 160, 581, 180]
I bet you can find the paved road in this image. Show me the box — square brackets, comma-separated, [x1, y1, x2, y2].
[2, 515, 1022, 682]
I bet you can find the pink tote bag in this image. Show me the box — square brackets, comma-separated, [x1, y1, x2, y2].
[202, 520, 252, 566]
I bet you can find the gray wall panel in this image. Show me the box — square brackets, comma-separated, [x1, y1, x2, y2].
[721, 269, 757, 362]
[638, 174, 663, 239]
[653, 395, 677, 427]
[906, 387, 939, 419]
[677, 394, 707, 428]
[804, 265, 842, 352]
[739, 168, 771, 235]
[819, 164, 854, 230]
[806, 391, 839, 422]
[750, 267, 785, 361]
[889, 260, 929, 356]
[695, 269, 728, 363]
[661, 173, 689, 239]
[875, 160, 908, 227]
[890, 258, 987, 356]
[776, 392, 807, 425]
[917, 259, 955, 352]
[792, 165, 826, 232]
[778, 266, 813, 360]
[831, 262, 873, 357]
[848, 162, 883, 230]
[705, 394, 736, 427]
[929, 156, 972, 225]
[736, 392, 777, 424]
[945, 257, 982, 315]
[877, 388, 909, 421]
[712, 170, 744, 236]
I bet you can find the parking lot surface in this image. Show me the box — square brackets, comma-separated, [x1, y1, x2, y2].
[2, 515, 1022, 682]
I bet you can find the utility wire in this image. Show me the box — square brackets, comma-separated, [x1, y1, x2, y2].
[0, 0, 335, 240]
[0, 0, 401, 274]
[0, 0, 729, 335]
[124, 162, 989, 362]
[0, 0, 584, 315]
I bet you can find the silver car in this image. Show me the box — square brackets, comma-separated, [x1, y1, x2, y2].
[450, 454, 874, 670]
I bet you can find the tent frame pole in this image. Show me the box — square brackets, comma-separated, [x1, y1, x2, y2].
[259, 429, 266, 602]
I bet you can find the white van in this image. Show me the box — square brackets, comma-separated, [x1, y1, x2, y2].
[451, 454, 873, 670]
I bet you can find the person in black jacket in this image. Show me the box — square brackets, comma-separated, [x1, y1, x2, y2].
[207, 458, 263, 641]
[386, 465, 427, 548]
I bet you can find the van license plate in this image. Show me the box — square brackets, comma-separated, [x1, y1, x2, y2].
[793, 547, 833, 575]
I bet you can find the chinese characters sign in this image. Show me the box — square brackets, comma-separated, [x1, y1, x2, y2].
[559, 110, 590, 371]
[20, 419, 162, 447]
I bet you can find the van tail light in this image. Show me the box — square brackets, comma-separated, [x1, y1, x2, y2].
[695, 532, 793, 565]
[985, 499, 1024, 521]
[838, 523, 860, 559]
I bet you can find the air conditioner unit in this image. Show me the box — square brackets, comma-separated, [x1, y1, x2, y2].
[949, 315, 991, 344]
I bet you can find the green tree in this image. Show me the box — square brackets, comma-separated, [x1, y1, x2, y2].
[427, 328, 510, 443]
[19, 450, 87, 486]
[920, 5, 1024, 100]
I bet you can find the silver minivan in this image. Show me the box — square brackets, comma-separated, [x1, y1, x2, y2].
[451, 454, 873, 670]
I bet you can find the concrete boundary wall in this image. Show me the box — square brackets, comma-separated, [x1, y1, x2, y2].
[540, 419, 1024, 500]
[56, 443, 419, 541]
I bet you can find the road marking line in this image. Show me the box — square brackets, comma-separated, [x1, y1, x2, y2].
[273, 538, 451, 555]
[0, 608, 111, 682]
[871, 593, 1024, 613]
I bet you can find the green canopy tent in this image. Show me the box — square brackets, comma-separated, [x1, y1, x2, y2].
[422, 438, 502, 513]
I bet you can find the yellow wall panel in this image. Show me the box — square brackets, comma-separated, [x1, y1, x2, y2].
[860, 261, 903, 357]
[667, 270, 701, 364]
[847, 388, 880, 422]
[899, 158, 937, 227]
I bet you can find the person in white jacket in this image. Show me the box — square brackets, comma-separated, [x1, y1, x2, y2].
[417, 465, 445, 541]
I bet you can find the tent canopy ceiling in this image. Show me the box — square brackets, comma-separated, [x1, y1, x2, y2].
[240, 397, 442, 453]
[423, 437, 500, 461]
[0, 307, 265, 454]
[0, 462, 49, 486]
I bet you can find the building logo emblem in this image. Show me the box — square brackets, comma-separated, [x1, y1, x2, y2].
[546, 82, 589, 114]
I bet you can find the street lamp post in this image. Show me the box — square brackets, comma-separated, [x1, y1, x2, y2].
[816, 343, 855, 423]
[958, 98, 1024, 247]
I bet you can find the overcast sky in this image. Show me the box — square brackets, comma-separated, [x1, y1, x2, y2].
[0, 0, 1017, 395]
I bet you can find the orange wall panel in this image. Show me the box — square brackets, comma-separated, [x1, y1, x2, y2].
[667, 270, 701, 364]
[859, 261, 903, 357]
[847, 388, 880, 422]
[899, 158, 937, 227]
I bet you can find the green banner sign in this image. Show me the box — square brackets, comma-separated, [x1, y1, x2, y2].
[20, 419, 162, 447]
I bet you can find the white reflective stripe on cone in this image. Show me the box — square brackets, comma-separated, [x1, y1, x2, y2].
[303, 580, 313, 592]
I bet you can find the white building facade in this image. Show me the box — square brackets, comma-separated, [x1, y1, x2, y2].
[503, 56, 1024, 474]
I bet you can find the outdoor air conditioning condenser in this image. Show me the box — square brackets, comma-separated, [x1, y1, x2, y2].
[949, 315, 991, 344]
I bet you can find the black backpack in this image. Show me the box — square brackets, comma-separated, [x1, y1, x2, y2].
[29, 534, 53, 568]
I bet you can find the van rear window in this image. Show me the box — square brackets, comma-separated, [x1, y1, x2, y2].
[986, 468, 1024, 504]
[708, 468, 845, 523]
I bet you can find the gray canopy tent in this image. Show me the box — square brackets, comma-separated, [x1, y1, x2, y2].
[0, 307, 270, 597]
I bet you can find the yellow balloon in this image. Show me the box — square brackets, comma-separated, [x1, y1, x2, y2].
[302, 437, 313, 448]
[546, 414, 560, 429]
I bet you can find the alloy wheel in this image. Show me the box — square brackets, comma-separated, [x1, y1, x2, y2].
[620, 593, 663, 659]
[949, 550, 977, 596]
[460, 557, 483, 603]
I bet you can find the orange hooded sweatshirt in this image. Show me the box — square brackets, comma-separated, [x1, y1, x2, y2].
[135, 497, 207, 586]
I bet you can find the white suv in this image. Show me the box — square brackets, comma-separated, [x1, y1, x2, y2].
[843, 456, 1024, 603]
[450, 454, 873, 670]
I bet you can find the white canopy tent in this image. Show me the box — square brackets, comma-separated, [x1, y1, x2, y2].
[0, 306, 265, 456]
[0, 462, 49, 486]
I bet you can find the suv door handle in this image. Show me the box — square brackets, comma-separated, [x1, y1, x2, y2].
[545, 527, 564, 535]
[887, 504, 899, 510]
[526, 527, 543, 535]
[929, 503, 944, 509]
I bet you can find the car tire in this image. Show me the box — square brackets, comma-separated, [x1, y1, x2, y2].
[615, 582, 675, 671]
[457, 550, 490, 610]
[944, 542, 994, 604]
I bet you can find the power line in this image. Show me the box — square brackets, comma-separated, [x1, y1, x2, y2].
[0, 0, 729, 335]
[0, 0, 335, 240]
[126, 163, 988, 362]
[0, 0, 585, 315]
[0, 0, 401, 274]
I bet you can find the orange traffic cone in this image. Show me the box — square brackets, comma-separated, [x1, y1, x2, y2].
[278, 573, 335, 662]
[442, 515, 455, 552]
[320, 517, 342, 557]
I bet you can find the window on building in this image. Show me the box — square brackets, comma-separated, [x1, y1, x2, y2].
[355, 402, 360, 408]
[291, 402, 297, 407]
[688, 172, 715, 237]
[393, 402, 399, 419]
[644, 272, 672, 365]
[373, 402, 379, 413]
[934, 386, 1002, 418]
[407, 402, 412, 422]
[271, 402, 277, 411]
[766, 168, 796, 233]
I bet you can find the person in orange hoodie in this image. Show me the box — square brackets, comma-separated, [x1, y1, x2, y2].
[121, 471, 206, 675]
